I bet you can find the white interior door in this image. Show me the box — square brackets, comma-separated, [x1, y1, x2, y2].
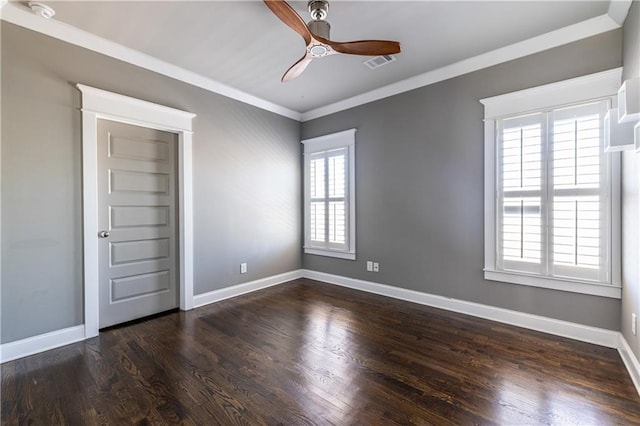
[97, 119, 179, 328]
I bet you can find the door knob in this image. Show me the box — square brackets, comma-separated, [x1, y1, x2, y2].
[98, 230, 110, 238]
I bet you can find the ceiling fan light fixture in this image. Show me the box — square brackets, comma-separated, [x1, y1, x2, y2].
[309, 44, 329, 57]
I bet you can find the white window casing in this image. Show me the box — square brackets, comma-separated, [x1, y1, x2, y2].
[302, 129, 356, 260]
[481, 68, 622, 299]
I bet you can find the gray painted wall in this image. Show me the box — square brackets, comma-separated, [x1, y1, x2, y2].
[0, 13, 633, 346]
[1, 23, 302, 344]
[301, 30, 623, 330]
[621, 0, 640, 358]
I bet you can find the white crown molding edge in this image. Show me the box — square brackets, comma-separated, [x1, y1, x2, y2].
[301, 269, 620, 348]
[0, 2, 302, 121]
[2, 3, 629, 124]
[192, 270, 304, 308]
[301, 14, 622, 122]
[617, 333, 640, 397]
[1, 325, 85, 363]
[608, 0, 633, 25]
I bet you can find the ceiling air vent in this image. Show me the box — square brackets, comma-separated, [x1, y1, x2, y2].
[363, 54, 396, 70]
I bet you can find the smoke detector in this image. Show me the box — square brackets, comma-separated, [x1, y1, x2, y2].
[28, 2, 55, 19]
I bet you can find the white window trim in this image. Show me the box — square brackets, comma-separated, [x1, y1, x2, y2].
[480, 68, 622, 299]
[302, 129, 356, 260]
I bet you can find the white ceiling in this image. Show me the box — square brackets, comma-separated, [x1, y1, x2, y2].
[4, 1, 626, 118]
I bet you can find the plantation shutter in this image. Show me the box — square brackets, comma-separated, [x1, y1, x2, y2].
[496, 100, 610, 283]
[549, 102, 609, 282]
[308, 148, 349, 250]
[497, 113, 545, 275]
[309, 153, 326, 243]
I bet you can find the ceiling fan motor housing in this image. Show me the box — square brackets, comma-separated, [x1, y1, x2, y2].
[308, 20, 330, 39]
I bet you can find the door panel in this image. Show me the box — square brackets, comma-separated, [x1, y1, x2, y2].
[110, 239, 170, 265]
[110, 206, 170, 228]
[98, 119, 178, 328]
[109, 136, 169, 161]
[111, 270, 171, 302]
[110, 170, 170, 193]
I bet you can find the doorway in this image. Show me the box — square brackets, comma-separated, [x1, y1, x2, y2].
[79, 84, 195, 337]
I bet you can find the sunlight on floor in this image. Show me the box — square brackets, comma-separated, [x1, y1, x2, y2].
[301, 303, 359, 421]
[496, 377, 599, 424]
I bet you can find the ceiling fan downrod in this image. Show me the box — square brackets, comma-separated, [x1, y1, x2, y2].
[307, 0, 330, 39]
[308, 0, 328, 20]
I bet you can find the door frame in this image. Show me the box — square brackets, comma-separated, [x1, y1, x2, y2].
[78, 84, 196, 338]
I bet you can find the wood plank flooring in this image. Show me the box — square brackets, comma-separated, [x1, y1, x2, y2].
[2, 278, 640, 425]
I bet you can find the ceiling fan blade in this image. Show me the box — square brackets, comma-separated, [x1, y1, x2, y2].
[282, 54, 313, 82]
[326, 39, 401, 56]
[263, 0, 312, 45]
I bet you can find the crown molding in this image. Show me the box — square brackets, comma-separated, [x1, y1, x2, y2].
[301, 13, 622, 121]
[607, 0, 633, 25]
[1, 2, 630, 123]
[0, 2, 302, 121]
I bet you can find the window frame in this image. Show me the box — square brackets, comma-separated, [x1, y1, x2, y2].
[302, 129, 356, 260]
[481, 69, 622, 299]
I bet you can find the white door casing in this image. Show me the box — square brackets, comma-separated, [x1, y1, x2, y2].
[79, 84, 195, 338]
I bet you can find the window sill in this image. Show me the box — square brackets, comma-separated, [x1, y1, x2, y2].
[304, 248, 356, 260]
[484, 269, 621, 299]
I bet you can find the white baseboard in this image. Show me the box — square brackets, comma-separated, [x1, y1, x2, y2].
[1, 268, 630, 383]
[305, 270, 640, 398]
[193, 270, 304, 308]
[301, 269, 620, 348]
[617, 333, 640, 397]
[0, 271, 304, 363]
[0, 325, 86, 364]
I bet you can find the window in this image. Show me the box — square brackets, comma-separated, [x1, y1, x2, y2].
[481, 69, 622, 298]
[302, 129, 356, 260]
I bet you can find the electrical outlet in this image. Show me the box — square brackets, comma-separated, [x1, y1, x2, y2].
[633, 313, 637, 336]
[240, 263, 247, 274]
[373, 262, 380, 272]
[366, 261, 373, 272]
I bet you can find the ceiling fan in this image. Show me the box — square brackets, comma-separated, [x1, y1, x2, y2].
[263, 0, 401, 82]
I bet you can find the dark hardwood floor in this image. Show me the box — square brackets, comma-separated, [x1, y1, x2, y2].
[2, 278, 640, 425]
